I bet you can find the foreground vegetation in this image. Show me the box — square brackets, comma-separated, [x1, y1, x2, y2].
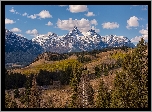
[5, 38, 148, 108]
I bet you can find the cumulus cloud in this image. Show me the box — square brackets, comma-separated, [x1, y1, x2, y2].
[27, 14, 37, 19]
[67, 5, 88, 13]
[131, 35, 148, 43]
[9, 7, 16, 13]
[90, 19, 98, 26]
[139, 29, 148, 35]
[126, 16, 139, 29]
[11, 28, 21, 32]
[57, 18, 98, 33]
[26, 29, 38, 35]
[45, 21, 53, 26]
[85, 12, 95, 17]
[102, 22, 119, 29]
[23, 10, 52, 19]
[37, 10, 52, 19]
[5, 18, 15, 24]
[91, 26, 100, 33]
[9, 7, 20, 15]
[22, 12, 28, 16]
[131, 24, 148, 43]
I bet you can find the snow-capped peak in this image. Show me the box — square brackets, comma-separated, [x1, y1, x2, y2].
[66, 26, 84, 37]
[86, 29, 99, 36]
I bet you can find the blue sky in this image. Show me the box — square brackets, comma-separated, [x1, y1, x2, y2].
[5, 5, 148, 45]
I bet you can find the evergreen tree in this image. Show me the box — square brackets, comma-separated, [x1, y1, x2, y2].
[14, 87, 20, 98]
[20, 76, 31, 108]
[29, 75, 41, 108]
[96, 79, 111, 108]
[69, 68, 79, 108]
[95, 66, 100, 78]
[111, 38, 148, 108]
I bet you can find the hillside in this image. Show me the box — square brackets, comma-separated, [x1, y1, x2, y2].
[5, 39, 148, 108]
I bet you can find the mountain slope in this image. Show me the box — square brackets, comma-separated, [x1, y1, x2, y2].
[5, 27, 135, 67]
[5, 29, 43, 66]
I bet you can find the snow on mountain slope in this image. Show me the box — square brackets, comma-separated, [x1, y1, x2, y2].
[6, 26, 135, 55]
[5, 29, 43, 65]
[31, 26, 135, 53]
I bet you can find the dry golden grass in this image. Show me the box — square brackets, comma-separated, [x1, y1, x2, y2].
[43, 85, 72, 108]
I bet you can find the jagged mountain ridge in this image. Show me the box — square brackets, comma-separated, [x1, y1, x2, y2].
[5, 27, 135, 66]
[32, 26, 135, 53]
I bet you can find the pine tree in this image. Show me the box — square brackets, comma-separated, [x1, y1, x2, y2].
[14, 87, 20, 98]
[69, 68, 79, 108]
[29, 75, 41, 108]
[95, 66, 100, 78]
[96, 79, 111, 108]
[110, 38, 148, 108]
[22, 76, 31, 108]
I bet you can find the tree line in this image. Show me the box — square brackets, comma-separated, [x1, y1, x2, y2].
[5, 38, 148, 108]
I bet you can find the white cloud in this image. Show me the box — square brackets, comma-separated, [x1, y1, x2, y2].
[131, 24, 148, 42]
[26, 29, 38, 35]
[24, 10, 52, 20]
[9, 7, 20, 15]
[131, 35, 148, 43]
[85, 12, 95, 17]
[22, 12, 28, 16]
[17, 19, 19, 20]
[102, 22, 119, 29]
[15, 12, 20, 14]
[9, 7, 16, 13]
[27, 14, 37, 19]
[57, 18, 99, 33]
[45, 21, 53, 26]
[5, 18, 15, 24]
[90, 19, 98, 26]
[131, 36, 143, 42]
[91, 26, 100, 33]
[126, 16, 139, 29]
[59, 5, 67, 7]
[68, 5, 88, 13]
[37, 10, 52, 19]
[11, 28, 21, 32]
[139, 29, 148, 35]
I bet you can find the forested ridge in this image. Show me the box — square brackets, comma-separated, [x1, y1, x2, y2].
[5, 38, 148, 108]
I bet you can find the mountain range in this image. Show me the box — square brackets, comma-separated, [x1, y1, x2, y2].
[5, 26, 135, 66]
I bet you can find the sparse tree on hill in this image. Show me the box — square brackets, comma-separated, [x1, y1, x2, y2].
[96, 79, 111, 108]
[69, 68, 79, 108]
[29, 75, 41, 108]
